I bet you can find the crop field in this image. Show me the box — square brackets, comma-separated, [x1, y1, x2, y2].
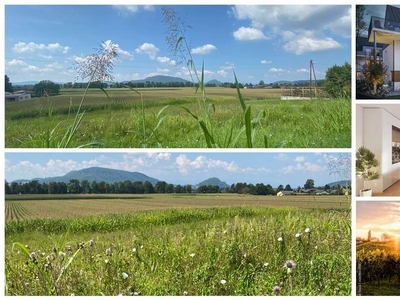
[5, 193, 351, 222]
[5, 194, 351, 296]
[5, 87, 351, 148]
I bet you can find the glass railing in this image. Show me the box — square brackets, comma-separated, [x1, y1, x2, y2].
[369, 16, 400, 35]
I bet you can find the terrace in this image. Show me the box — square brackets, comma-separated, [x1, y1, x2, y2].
[368, 16, 400, 45]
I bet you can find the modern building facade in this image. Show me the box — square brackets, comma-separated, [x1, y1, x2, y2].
[368, 5, 400, 91]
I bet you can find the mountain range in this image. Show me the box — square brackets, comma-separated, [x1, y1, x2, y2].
[12, 167, 349, 190]
[12, 167, 230, 188]
[12, 76, 318, 87]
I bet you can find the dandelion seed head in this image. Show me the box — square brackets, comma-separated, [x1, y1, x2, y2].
[132, 248, 137, 252]
[190, 253, 195, 257]
[105, 248, 111, 256]
[183, 291, 188, 296]
[30, 252, 36, 260]
[295, 233, 301, 238]
[105, 259, 109, 264]
[264, 262, 269, 267]
[89, 240, 94, 246]
[122, 272, 129, 279]
[220, 279, 227, 285]
[305, 228, 311, 233]
[278, 237, 283, 242]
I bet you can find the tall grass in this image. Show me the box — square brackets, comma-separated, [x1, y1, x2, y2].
[5, 207, 351, 296]
[161, 6, 269, 148]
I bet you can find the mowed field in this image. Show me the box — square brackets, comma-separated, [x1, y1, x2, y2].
[5, 193, 350, 222]
[5, 87, 351, 148]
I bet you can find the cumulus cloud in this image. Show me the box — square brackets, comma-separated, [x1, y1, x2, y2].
[157, 56, 176, 66]
[217, 69, 228, 77]
[135, 43, 159, 60]
[282, 161, 324, 174]
[283, 35, 342, 55]
[175, 155, 207, 174]
[295, 156, 306, 163]
[231, 5, 349, 53]
[261, 60, 272, 64]
[13, 41, 70, 54]
[7, 59, 27, 66]
[233, 27, 268, 41]
[191, 44, 217, 55]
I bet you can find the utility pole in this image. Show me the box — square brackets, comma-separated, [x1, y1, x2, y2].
[309, 60, 317, 97]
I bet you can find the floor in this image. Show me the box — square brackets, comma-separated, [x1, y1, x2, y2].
[373, 180, 400, 196]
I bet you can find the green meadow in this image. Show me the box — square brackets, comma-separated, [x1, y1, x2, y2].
[5, 194, 351, 296]
[5, 87, 351, 148]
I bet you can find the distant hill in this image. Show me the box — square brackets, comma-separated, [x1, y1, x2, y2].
[327, 180, 351, 188]
[24, 167, 160, 185]
[12, 81, 39, 86]
[130, 75, 190, 84]
[206, 79, 222, 85]
[197, 177, 230, 189]
[271, 79, 325, 85]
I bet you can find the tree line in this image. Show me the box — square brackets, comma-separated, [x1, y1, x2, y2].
[5, 178, 349, 196]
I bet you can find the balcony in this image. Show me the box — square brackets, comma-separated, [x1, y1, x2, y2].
[368, 16, 400, 44]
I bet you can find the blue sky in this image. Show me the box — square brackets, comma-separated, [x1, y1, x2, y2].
[5, 152, 350, 188]
[5, 5, 351, 84]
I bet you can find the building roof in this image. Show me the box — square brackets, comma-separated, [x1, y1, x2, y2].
[385, 5, 400, 23]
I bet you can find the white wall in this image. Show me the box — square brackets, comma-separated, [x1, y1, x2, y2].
[384, 41, 400, 90]
[358, 107, 400, 194]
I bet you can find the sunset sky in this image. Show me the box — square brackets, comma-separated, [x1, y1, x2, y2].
[357, 201, 400, 240]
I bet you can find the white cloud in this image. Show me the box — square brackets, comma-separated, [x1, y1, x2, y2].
[114, 5, 155, 15]
[261, 60, 272, 64]
[270, 68, 285, 72]
[231, 5, 349, 54]
[295, 156, 306, 163]
[13, 41, 70, 54]
[175, 155, 207, 175]
[135, 43, 159, 60]
[191, 44, 217, 55]
[7, 59, 27, 66]
[282, 161, 324, 174]
[156, 68, 170, 74]
[233, 27, 268, 41]
[296, 68, 308, 73]
[218, 69, 228, 77]
[283, 35, 342, 55]
[157, 56, 176, 66]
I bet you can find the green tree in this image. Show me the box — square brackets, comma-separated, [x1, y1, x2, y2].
[5, 75, 13, 93]
[304, 179, 315, 189]
[356, 5, 367, 48]
[33, 80, 60, 97]
[362, 60, 387, 94]
[259, 80, 265, 87]
[284, 184, 292, 191]
[324, 62, 351, 98]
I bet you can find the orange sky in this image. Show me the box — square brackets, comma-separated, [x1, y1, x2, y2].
[356, 201, 400, 240]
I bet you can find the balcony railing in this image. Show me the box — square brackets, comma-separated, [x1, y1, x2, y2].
[356, 50, 382, 58]
[369, 16, 400, 37]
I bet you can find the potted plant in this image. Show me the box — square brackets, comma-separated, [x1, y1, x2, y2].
[356, 146, 379, 197]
